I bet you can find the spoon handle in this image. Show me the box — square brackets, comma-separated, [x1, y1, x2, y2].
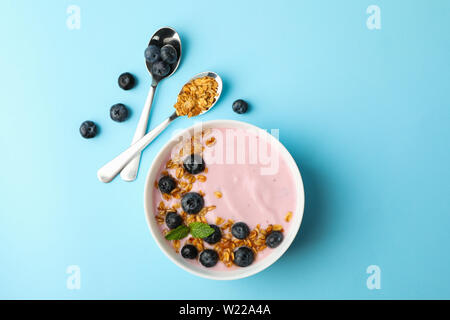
[120, 82, 157, 182]
[97, 113, 177, 183]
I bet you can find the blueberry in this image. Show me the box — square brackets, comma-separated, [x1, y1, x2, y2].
[165, 211, 183, 229]
[151, 61, 170, 77]
[199, 249, 219, 268]
[233, 246, 254, 267]
[181, 192, 204, 214]
[232, 99, 248, 114]
[118, 72, 135, 90]
[160, 44, 178, 64]
[110, 103, 129, 122]
[265, 231, 284, 248]
[144, 45, 160, 63]
[231, 222, 250, 240]
[79, 121, 97, 139]
[181, 244, 198, 259]
[158, 175, 177, 194]
[183, 154, 205, 174]
[203, 224, 222, 244]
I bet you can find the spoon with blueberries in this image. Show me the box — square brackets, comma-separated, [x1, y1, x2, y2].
[120, 27, 182, 182]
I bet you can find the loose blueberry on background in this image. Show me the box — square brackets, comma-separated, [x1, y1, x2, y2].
[231, 222, 250, 240]
[183, 154, 205, 174]
[199, 249, 219, 268]
[181, 244, 198, 259]
[165, 211, 183, 229]
[118, 72, 135, 90]
[265, 231, 284, 248]
[144, 45, 161, 63]
[160, 44, 178, 64]
[110, 104, 129, 122]
[232, 99, 249, 114]
[158, 175, 177, 194]
[233, 246, 254, 267]
[181, 192, 204, 214]
[151, 61, 170, 77]
[79, 121, 97, 139]
[203, 224, 222, 244]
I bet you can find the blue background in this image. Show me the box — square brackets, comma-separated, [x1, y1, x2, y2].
[0, 0, 449, 299]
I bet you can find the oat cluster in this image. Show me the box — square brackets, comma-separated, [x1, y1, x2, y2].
[154, 129, 291, 268]
[209, 220, 284, 267]
[174, 76, 218, 117]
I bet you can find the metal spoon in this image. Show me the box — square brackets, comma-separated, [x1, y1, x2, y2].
[97, 71, 223, 183]
[120, 27, 182, 182]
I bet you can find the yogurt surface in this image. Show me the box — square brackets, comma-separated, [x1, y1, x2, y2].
[152, 127, 297, 270]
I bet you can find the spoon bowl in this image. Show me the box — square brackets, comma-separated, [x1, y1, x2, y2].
[177, 71, 223, 117]
[146, 27, 182, 83]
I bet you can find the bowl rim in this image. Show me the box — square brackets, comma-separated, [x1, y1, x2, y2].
[143, 119, 305, 280]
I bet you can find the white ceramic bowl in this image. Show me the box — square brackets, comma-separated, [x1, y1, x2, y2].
[144, 120, 305, 280]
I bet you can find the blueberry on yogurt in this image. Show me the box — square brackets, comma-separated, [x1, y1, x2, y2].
[233, 246, 254, 267]
[158, 175, 177, 194]
[265, 231, 284, 248]
[165, 211, 183, 229]
[160, 44, 178, 64]
[181, 244, 198, 259]
[144, 45, 161, 63]
[231, 222, 250, 240]
[183, 154, 205, 174]
[181, 192, 204, 214]
[199, 249, 219, 268]
[203, 224, 222, 244]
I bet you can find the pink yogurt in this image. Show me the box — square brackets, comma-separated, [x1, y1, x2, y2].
[153, 127, 297, 270]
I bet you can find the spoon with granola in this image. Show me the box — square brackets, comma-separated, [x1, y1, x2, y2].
[97, 71, 222, 183]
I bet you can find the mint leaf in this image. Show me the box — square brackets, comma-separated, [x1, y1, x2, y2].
[189, 222, 215, 239]
[165, 225, 190, 240]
